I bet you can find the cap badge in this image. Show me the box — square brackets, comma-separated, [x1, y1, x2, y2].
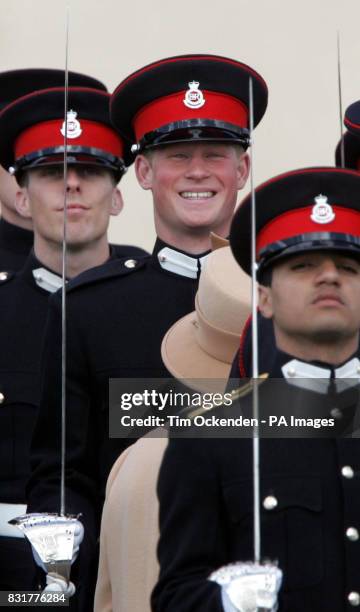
[183, 81, 205, 109]
[60, 110, 82, 139]
[310, 194, 335, 224]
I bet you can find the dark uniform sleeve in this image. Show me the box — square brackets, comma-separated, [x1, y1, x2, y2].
[152, 437, 226, 612]
[26, 290, 98, 605]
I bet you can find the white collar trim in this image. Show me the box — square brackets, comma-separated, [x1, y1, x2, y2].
[336, 358, 360, 378]
[282, 358, 360, 394]
[32, 268, 63, 293]
[157, 247, 208, 279]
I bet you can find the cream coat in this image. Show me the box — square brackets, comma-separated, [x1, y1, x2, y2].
[94, 432, 168, 612]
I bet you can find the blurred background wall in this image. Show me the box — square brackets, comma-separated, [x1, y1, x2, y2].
[1, 0, 359, 251]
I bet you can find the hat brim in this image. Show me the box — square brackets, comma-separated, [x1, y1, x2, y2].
[12, 149, 125, 180]
[258, 240, 360, 276]
[161, 311, 233, 394]
[16, 155, 123, 172]
[137, 122, 249, 152]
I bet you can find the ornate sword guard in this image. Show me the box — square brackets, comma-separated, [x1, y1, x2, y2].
[209, 561, 282, 612]
[9, 513, 80, 582]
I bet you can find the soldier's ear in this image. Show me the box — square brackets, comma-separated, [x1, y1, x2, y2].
[258, 285, 274, 319]
[15, 188, 32, 219]
[237, 151, 249, 190]
[110, 189, 123, 217]
[135, 154, 153, 190]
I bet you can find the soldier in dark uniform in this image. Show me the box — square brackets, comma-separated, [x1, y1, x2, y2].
[153, 167, 360, 612]
[238, 97, 360, 378]
[239, 97, 360, 380]
[0, 68, 107, 271]
[234, 102, 360, 381]
[26, 55, 268, 603]
[0, 68, 147, 270]
[0, 86, 137, 600]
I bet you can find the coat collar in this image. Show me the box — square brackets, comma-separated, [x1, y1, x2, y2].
[32, 267, 63, 293]
[20, 251, 63, 294]
[152, 238, 210, 279]
[281, 355, 360, 394]
[19, 246, 130, 295]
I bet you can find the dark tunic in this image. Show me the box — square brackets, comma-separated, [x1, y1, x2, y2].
[0, 253, 52, 504]
[0, 252, 50, 593]
[27, 239, 206, 607]
[0, 245, 143, 602]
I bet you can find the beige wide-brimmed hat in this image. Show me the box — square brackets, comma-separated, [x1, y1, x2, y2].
[161, 246, 251, 393]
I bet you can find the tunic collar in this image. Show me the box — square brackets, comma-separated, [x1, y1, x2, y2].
[281, 356, 360, 394]
[152, 238, 210, 279]
[20, 251, 63, 294]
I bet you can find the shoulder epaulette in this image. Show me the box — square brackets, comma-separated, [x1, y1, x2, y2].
[66, 256, 147, 294]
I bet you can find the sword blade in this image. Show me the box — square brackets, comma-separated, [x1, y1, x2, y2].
[60, 4, 70, 517]
[337, 31, 345, 169]
[249, 76, 261, 563]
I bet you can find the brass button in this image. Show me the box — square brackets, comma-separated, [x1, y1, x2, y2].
[342, 466, 354, 479]
[348, 592, 360, 606]
[330, 407, 342, 420]
[263, 495, 278, 511]
[124, 259, 137, 269]
[346, 527, 359, 542]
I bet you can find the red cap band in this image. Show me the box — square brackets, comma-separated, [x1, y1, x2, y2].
[344, 117, 360, 132]
[133, 90, 248, 141]
[15, 119, 124, 160]
[257, 205, 360, 257]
